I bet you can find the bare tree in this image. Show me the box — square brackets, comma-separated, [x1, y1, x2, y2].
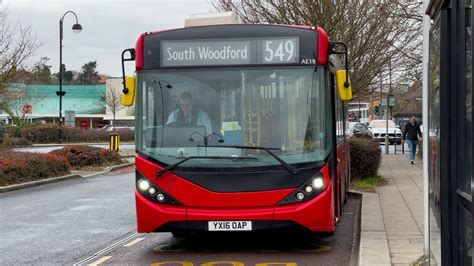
[0, 8, 41, 115]
[105, 83, 124, 129]
[214, 0, 422, 96]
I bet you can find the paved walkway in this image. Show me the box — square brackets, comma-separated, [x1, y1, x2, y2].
[378, 154, 424, 265]
[359, 153, 425, 265]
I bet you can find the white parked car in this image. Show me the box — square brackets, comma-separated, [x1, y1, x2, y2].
[102, 124, 134, 132]
[369, 120, 402, 144]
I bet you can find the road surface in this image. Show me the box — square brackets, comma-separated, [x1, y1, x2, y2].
[0, 167, 135, 265]
[1, 166, 361, 265]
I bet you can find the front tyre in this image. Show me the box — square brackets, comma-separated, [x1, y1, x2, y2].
[171, 231, 188, 238]
[311, 231, 335, 238]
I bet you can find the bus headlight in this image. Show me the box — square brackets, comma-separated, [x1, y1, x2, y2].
[296, 192, 305, 201]
[157, 193, 166, 202]
[138, 179, 150, 191]
[136, 171, 182, 206]
[277, 173, 328, 205]
[148, 187, 156, 195]
[312, 177, 324, 189]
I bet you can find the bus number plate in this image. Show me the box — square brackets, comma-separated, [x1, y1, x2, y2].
[208, 221, 252, 231]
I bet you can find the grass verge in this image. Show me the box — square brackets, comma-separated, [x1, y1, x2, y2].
[351, 175, 387, 193]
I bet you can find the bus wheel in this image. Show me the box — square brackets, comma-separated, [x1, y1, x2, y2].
[171, 231, 188, 238]
[312, 231, 335, 238]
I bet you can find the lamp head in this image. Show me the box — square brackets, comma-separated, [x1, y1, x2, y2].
[72, 23, 82, 33]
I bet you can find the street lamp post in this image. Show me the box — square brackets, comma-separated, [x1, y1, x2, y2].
[385, 60, 392, 155]
[57, 11, 82, 143]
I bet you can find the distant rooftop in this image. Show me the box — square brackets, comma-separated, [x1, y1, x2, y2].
[7, 83, 105, 116]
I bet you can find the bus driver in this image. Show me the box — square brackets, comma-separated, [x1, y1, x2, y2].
[166, 92, 212, 134]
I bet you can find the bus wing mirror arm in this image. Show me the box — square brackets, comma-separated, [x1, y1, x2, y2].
[329, 42, 349, 87]
[121, 48, 135, 94]
[121, 48, 136, 106]
[329, 42, 352, 101]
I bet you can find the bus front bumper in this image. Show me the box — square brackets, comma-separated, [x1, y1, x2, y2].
[135, 183, 335, 233]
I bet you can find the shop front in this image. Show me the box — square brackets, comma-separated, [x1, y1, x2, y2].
[427, 0, 473, 264]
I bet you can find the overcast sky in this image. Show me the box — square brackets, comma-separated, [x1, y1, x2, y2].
[8, 0, 214, 77]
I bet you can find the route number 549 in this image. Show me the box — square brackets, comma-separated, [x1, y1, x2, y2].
[263, 39, 296, 63]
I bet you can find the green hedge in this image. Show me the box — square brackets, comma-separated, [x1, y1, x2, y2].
[49, 145, 123, 169]
[0, 145, 126, 186]
[0, 151, 70, 186]
[2, 137, 32, 147]
[350, 137, 382, 180]
[6, 125, 134, 143]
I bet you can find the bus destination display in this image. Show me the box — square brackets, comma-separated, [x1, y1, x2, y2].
[161, 37, 299, 67]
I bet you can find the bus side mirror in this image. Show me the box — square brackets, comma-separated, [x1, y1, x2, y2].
[121, 48, 135, 106]
[336, 70, 352, 101]
[121, 76, 135, 106]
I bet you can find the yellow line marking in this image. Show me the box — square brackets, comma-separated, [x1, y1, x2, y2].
[123, 237, 145, 247]
[292, 244, 332, 253]
[88, 256, 112, 266]
[256, 263, 297, 266]
[151, 262, 193, 266]
[201, 262, 244, 266]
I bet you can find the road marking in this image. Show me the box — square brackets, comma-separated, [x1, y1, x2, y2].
[88, 256, 112, 266]
[256, 263, 297, 266]
[123, 237, 145, 247]
[150, 262, 193, 266]
[73, 232, 139, 265]
[292, 244, 332, 253]
[201, 262, 244, 266]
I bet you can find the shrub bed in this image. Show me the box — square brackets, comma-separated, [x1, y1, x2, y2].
[350, 137, 382, 180]
[0, 151, 70, 186]
[13, 125, 134, 143]
[49, 145, 123, 169]
[2, 137, 32, 148]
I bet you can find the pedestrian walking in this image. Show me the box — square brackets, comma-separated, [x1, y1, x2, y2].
[402, 116, 422, 164]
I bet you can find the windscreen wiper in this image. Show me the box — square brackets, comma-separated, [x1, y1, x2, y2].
[156, 156, 258, 177]
[197, 145, 299, 175]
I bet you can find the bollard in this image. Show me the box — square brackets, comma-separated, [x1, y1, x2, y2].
[394, 138, 397, 154]
[109, 132, 120, 151]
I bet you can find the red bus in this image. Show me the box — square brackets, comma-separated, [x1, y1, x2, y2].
[120, 24, 352, 236]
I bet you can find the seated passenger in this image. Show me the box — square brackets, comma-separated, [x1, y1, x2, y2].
[166, 92, 212, 133]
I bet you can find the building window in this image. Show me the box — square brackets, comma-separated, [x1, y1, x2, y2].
[429, 16, 442, 264]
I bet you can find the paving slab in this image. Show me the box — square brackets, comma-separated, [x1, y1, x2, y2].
[377, 154, 424, 265]
[358, 192, 391, 266]
[358, 152, 428, 265]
